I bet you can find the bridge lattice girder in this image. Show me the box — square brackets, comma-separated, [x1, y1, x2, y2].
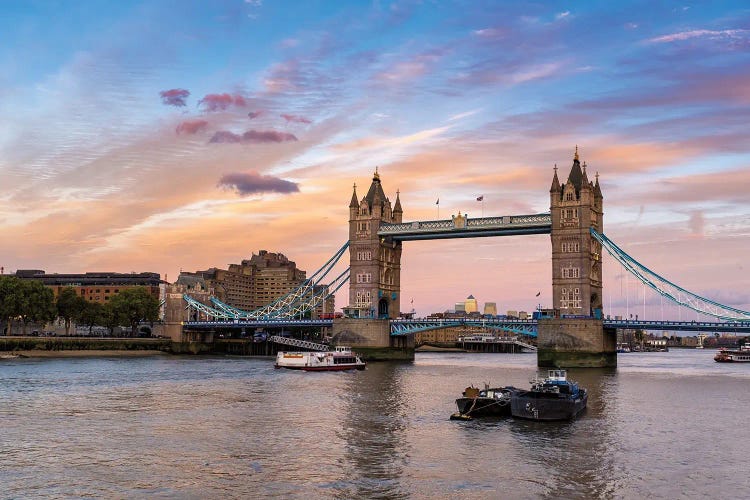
[390, 318, 538, 337]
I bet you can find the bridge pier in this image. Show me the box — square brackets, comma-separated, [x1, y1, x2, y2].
[537, 318, 616, 367]
[331, 318, 414, 361]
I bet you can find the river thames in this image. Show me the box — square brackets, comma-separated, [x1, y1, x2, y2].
[2, 349, 749, 499]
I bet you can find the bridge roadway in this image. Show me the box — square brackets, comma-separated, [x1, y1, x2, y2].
[182, 317, 750, 335]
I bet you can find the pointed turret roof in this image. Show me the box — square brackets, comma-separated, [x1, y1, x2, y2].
[550, 164, 561, 192]
[393, 189, 403, 213]
[594, 171, 603, 198]
[364, 168, 387, 209]
[566, 146, 584, 194]
[349, 183, 359, 208]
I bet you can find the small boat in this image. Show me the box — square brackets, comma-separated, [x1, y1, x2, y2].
[451, 384, 517, 420]
[714, 345, 750, 363]
[510, 369, 587, 421]
[274, 346, 365, 371]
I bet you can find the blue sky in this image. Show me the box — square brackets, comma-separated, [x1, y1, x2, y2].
[1, 0, 749, 318]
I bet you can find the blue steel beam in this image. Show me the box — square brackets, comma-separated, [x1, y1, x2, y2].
[184, 319, 333, 329]
[180, 315, 750, 334]
[379, 213, 551, 241]
[390, 318, 538, 337]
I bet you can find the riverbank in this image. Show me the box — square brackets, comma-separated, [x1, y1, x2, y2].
[0, 336, 172, 354]
[415, 344, 465, 352]
[3, 349, 170, 359]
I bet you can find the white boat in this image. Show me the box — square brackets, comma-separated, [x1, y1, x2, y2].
[714, 344, 750, 363]
[275, 346, 366, 371]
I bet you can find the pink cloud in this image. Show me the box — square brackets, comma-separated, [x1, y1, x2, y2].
[198, 93, 247, 112]
[280, 113, 312, 124]
[159, 88, 190, 107]
[209, 129, 298, 144]
[175, 119, 209, 135]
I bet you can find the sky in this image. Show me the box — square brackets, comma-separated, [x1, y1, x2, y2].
[1, 0, 749, 319]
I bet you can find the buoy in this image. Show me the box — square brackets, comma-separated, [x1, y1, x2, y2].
[449, 412, 473, 421]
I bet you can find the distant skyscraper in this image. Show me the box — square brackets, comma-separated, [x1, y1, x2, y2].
[483, 302, 497, 316]
[465, 295, 478, 313]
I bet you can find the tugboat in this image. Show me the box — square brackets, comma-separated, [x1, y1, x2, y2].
[450, 384, 517, 420]
[510, 369, 587, 421]
[274, 346, 366, 371]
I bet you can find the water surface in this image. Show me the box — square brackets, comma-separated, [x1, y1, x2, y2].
[1, 349, 748, 498]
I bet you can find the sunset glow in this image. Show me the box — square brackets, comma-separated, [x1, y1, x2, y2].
[2, 1, 749, 317]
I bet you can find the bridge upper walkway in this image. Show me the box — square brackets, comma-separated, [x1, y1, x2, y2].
[379, 213, 551, 241]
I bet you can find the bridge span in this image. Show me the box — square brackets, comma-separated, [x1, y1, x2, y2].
[182, 317, 750, 336]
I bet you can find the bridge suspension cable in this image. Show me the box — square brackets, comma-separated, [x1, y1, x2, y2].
[183, 242, 350, 320]
[591, 228, 750, 322]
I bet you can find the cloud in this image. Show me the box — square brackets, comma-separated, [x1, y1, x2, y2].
[688, 210, 705, 239]
[209, 129, 298, 144]
[472, 28, 506, 40]
[159, 88, 190, 107]
[175, 119, 209, 135]
[198, 93, 247, 111]
[649, 29, 750, 44]
[248, 110, 266, 119]
[217, 171, 299, 196]
[281, 113, 312, 124]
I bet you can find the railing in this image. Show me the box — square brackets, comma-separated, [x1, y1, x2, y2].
[269, 335, 330, 351]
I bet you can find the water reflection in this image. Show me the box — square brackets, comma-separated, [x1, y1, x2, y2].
[335, 361, 412, 499]
[508, 368, 620, 498]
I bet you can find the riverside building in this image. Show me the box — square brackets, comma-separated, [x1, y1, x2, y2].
[179, 250, 334, 318]
[13, 270, 162, 303]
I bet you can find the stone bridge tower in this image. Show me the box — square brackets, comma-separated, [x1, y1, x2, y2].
[549, 147, 603, 317]
[540, 147, 614, 368]
[345, 169, 403, 319]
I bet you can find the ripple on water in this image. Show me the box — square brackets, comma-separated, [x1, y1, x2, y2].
[1, 351, 749, 498]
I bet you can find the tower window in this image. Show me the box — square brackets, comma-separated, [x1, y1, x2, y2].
[562, 266, 580, 279]
[566, 192, 573, 201]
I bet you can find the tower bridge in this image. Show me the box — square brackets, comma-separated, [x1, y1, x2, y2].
[176, 147, 750, 367]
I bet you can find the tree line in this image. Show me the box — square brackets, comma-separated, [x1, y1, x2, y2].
[0, 275, 161, 336]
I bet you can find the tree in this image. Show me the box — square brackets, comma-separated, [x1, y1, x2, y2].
[56, 287, 88, 335]
[101, 302, 118, 336]
[79, 301, 105, 336]
[18, 280, 56, 335]
[0, 276, 25, 335]
[109, 287, 160, 336]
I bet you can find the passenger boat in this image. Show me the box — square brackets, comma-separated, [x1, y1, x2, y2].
[274, 346, 365, 371]
[450, 384, 517, 420]
[714, 345, 750, 363]
[510, 369, 587, 421]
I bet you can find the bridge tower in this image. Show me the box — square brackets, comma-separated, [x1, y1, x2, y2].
[539, 147, 615, 367]
[550, 147, 604, 317]
[345, 169, 403, 319]
[333, 169, 412, 361]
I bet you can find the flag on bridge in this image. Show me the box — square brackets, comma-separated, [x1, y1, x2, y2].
[476, 195, 484, 201]
[536, 291, 541, 297]
[436, 198, 440, 205]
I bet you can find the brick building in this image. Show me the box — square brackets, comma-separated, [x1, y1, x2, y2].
[13, 270, 162, 304]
